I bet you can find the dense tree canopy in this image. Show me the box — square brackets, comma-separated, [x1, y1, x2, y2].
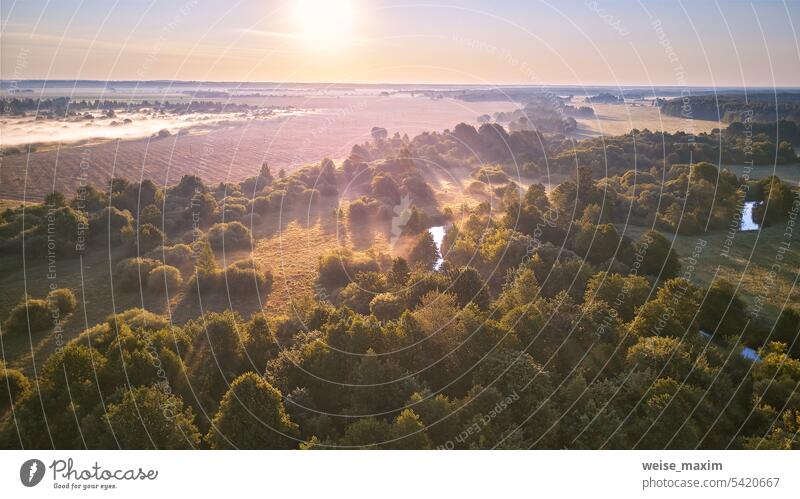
[1, 117, 798, 450]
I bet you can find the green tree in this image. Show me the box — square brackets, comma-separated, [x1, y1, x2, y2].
[340, 417, 392, 448]
[447, 266, 490, 309]
[370, 293, 406, 322]
[389, 257, 410, 286]
[753, 177, 796, 227]
[697, 279, 748, 335]
[572, 223, 621, 264]
[387, 409, 431, 449]
[347, 350, 418, 416]
[408, 231, 439, 270]
[584, 272, 650, 322]
[46, 288, 78, 315]
[82, 386, 201, 449]
[3, 296, 52, 335]
[206, 372, 298, 449]
[633, 230, 680, 279]
[0, 363, 30, 414]
[370, 174, 401, 204]
[13, 344, 107, 448]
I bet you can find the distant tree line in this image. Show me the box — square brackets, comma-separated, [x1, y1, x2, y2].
[660, 93, 800, 124]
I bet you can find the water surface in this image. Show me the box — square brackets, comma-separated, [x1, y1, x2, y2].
[740, 201, 759, 231]
[428, 226, 446, 270]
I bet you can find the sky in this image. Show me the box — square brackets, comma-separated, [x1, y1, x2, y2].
[1, 0, 799, 87]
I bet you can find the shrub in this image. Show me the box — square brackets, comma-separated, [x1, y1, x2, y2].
[46, 288, 77, 315]
[149, 243, 194, 269]
[31, 206, 89, 255]
[370, 293, 406, 322]
[347, 198, 373, 222]
[467, 180, 487, 195]
[473, 165, 509, 184]
[121, 222, 165, 254]
[109, 308, 171, 332]
[3, 298, 52, 335]
[187, 260, 273, 298]
[267, 189, 290, 209]
[207, 221, 252, 251]
[318, 182, 338, 196]
[295, 188, 319, 206]
[139, 204, 163, 227]
[402, 175, 435, 203]
[221, 203, 247, 221]
[317, 249, 380, 291]
[115, 257, 162, 292]
[224, 260, 273, 296]
[0, 365, 31, 412]
[245, 213, 262, 228]
[371, 174, 401, 204]
[147, 265, 183, 292]
[252, 196, 270, 215]
[633, 230, 680, 279]
[89, 206, 134, 240]
[408, 231, 439, 270]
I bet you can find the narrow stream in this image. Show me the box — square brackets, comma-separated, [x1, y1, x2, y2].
[740, 201, 760, 231]
[428, 226, 446, 270]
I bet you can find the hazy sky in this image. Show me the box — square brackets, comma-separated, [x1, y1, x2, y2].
[2, 0, 799, 86]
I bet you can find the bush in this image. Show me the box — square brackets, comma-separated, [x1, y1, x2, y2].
[347, 198, 374, 223]
[633, 230, 680, 279]
[46, 288, 77, 315]
[224, 260, 273, 296]
[30, 206, 89, 255]
[467, 181, 487, 195]
[147, 265, 183, 292]
[115, 257, 162, 292]
[148, 243, 194, 269]
[370, 293, 406, 322]
[139, 204, 163, 227]
[317, 249, 380, 291]
[245, 213, 262, 228]
[408, 231, 439, 270]
[109, 308, 171, 332]
[370, 174, 401, 204]
[267, 189, 289, 209]
[3, 298, 52, 335]
[221, 203, 248, 221]
[207, 221, 252, 251]
[473, 165, 509, 184]
[299, 188, 321, 205]
[89, 206, 134, 241]
[252, 196, 270, 215]
[0, 365, 31, 412]
[122, 222, 165, 254]
[318, 182, 338, 196]
[187, 260, 273, 298]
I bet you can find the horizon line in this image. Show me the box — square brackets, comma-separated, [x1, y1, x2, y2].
[2, 79, 800, 90]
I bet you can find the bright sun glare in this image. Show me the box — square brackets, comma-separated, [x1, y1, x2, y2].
[293, 0, 357, 50]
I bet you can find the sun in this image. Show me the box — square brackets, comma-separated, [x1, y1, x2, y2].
[292, 0, 357, 50]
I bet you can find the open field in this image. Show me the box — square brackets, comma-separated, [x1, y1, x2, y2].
[723, 163, 800, 185]
[0, 95, 515, 201]
[0, 198, 389, 374]
[0, 95, 727, 203]
[618, 222, 800, 328]
[571, 102, 720, 139]
[0, 245, 162, 374]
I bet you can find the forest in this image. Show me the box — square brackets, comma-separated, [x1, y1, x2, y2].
[0, 97, 254, 117]
[659, 93, 800, 124]
[1, 118, 799, 450]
